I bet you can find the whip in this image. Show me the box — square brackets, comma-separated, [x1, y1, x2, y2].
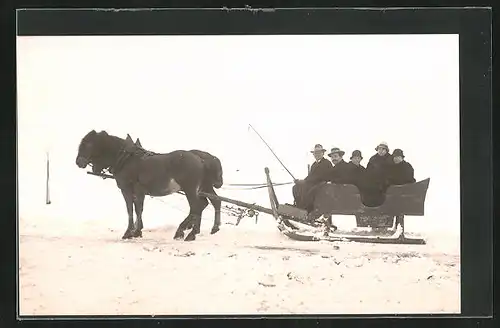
[248, 124, 296, 181]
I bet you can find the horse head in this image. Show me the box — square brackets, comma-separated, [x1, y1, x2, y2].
[75, 130, 113, 173]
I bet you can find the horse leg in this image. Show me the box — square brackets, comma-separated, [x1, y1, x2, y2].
[173, 212, 193, 240]
[184, 185, 204, 231]
[206, 187, 222, 234]
[121, 189, 135, 239]
[184, 196, 207, 241]
[131, 192, 145, 238]
[185, 217, 194, 231]
[174, 189, 199, 240]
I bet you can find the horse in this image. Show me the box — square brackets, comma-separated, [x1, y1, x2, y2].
[129, 138, 224, 234]
[75, 130, 223, 241]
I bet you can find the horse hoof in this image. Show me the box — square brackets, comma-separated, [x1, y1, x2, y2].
[122, 231, 134, 239]
[173, 231, 184, 240]
[210, 227, 220, 235]
[184, 233, 196, 241]
[132, 230, 143, 238]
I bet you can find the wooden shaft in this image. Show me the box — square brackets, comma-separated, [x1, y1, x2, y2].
[87, 170, 276, 215]
[87, 171, 114, 179]
[198, 191, 274, 216]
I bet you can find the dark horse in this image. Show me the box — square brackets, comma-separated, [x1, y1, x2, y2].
[75, 130, 223, 241]
[129, 138, 224, 233]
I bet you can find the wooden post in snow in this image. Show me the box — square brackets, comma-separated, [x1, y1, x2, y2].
[46, 152, 51, 205]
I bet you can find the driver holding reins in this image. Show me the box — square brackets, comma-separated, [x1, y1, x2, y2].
[292, 144, 333, 211]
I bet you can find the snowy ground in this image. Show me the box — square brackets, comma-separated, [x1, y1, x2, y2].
[18, 210, 460, 316]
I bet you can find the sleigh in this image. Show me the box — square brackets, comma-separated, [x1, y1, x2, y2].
[265, 168, 431, 245]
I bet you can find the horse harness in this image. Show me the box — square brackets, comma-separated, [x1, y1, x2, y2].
[96, 145, 158, 178]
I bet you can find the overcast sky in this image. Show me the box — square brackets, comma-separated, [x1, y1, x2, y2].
[17, 34, 460, 234]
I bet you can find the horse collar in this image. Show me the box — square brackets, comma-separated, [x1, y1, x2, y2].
[110, 146, 130, 174]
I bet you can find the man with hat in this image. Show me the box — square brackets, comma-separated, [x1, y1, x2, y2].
[387, 148, 416, 186]
[327, 147, 352, 184]
[292, 144, 333, 210]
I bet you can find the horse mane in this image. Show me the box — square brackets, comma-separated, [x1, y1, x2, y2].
[122, 133, 158, 157]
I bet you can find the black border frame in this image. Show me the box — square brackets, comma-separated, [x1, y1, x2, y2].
[3, 4, 493, 327]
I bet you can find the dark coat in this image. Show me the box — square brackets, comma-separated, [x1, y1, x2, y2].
[329, 159, 353, 184]
[387, 160, 416, 185]
[304, 157, 334, 184]
[293, 157, 333, 211]
[365, 153, 394, 187]
[366, 153, 394, 173]
[346, 162, 366, 186]
[358, 153, 394, 207]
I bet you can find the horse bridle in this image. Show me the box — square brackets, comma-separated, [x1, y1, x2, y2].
[85, 144, 128, 177]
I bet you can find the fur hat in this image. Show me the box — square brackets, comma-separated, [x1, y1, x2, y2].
[328, 147, 345, 157]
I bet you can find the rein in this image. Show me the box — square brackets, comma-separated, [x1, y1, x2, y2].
[86, 137, 293, 190]
[86, 171, 292, 190]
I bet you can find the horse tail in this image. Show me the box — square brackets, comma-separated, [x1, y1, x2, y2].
[211, 156, 224, 189]
[189, 150, 224, 189]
